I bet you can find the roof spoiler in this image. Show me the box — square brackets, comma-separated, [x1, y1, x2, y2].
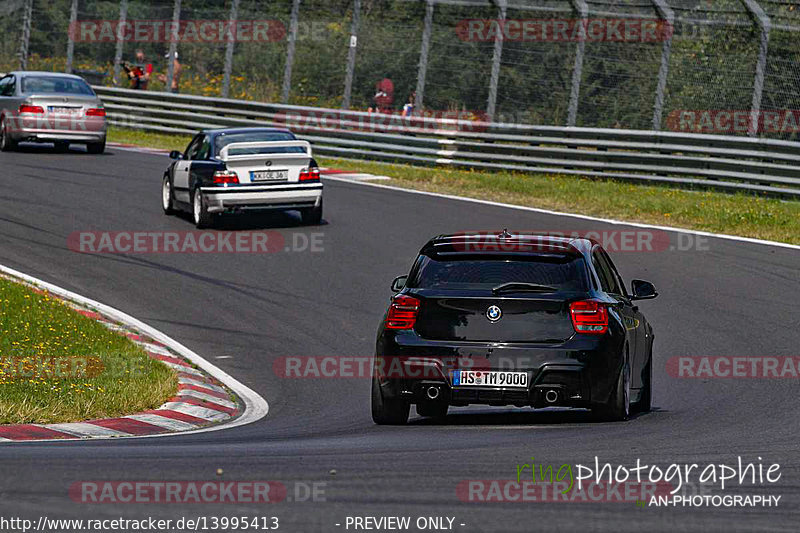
[219, 140, 311, 160]
[425, 236, 589, 256]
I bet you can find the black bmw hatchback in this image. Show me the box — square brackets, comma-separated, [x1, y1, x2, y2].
[372, 231, 658, 425]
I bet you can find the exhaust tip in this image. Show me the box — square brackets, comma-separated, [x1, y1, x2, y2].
[544, 389, 559, 404]
[426, 386, 440, 400]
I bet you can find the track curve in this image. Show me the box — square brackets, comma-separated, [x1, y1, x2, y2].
[0, 146, 798, 532]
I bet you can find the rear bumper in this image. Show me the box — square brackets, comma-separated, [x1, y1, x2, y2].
[6, 116, 106, 144]
[200, 183, 323, 213]
[9, 129, 106, 144]
[375, 330, 625, 409]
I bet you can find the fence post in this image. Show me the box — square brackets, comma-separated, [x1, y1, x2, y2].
[166, 0, 182, 93]
[65, 0, 79, 73]
[112, 0, 128, 85]
[651, 0, 674, 130]
[414, 0, 435, 113]
[485, 0, 507, 122]
[282, 0, 301, 104]
[221, 0, 240, 98]
[742, 0, 770, 138]
[18, 0, 33, 70]
[341, 0, 361, 109]
[567, 0, 587, 127]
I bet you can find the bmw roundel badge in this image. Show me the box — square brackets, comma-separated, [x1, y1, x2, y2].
[486, 305, 502, 322]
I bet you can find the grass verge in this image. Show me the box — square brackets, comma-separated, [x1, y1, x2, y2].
[108, 126, 800, 245]
[0, 276, 178, 424]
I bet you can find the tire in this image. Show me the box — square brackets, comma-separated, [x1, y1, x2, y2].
[87, 139, 105, 154]
[371, 376, 409, 425]
[300, 198, 323, 225]
[192, 188, 213, 229]
[635, 344, 652, 413]
[162, 175, 175, 215]
[594, 353, 631, 422]
[416, 401, 448, 419]
[0, 119, 17, 152]
[53, 141, 69, 152]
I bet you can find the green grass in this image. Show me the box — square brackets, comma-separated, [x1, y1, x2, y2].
[0, 277, 178, 424]
[108, 126, 800, 245]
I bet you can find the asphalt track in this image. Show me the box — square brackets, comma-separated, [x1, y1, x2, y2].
[0, 145, 798, 532]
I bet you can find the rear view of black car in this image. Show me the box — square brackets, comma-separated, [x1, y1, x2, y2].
[372, 231, 658, 425]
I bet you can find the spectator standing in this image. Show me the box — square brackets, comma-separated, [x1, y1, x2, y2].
[125, 49, 152, 90]
[373, 77, 394, 114]
[158, 52, 182, 94]
[402, 92, 416, 117]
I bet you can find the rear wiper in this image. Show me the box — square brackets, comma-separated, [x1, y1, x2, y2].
[491, 282, 558, 294]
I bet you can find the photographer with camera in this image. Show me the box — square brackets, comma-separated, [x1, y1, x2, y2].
[122, 49, 153, 90]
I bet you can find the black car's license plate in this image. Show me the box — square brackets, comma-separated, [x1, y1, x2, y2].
[452, 370, 528, 388]
[251, 169, 288, 181]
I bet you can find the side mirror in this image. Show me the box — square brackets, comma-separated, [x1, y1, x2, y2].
[631, 279, 658, 300]
[391, 275, 407, 292]
[169, 150, 183, 160]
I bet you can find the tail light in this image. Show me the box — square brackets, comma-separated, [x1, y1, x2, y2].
[212, 170, 239, 184]
[299, 167, 320, 182]
[18, 104, 43, 114]
[569, 300, 608, 335]
[86, 108, 106, 117]
[385, 295, 420, 330]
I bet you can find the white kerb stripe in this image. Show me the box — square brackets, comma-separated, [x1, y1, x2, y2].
[126, 413, 198, 431]
[161, 361, 204, 376]
[158, 402, 230, 422]
[43, 422, 132, 438]
[133, 341, 173, 356]
[177, 389, 237, 409]
[103, 323, 134, 333]
[178, 376, 227, 394]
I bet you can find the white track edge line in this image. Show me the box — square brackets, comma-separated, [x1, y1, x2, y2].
[322, 176, 800, 251]
[0, 263, 269, 443]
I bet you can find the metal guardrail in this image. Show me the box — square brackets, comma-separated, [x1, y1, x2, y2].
[94, 86, 800, 199]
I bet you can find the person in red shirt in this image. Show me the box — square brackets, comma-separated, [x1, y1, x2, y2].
[373, 77, 394, 114]
[125, 49, 153, 90]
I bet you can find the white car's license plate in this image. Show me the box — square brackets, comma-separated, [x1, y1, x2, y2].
[48, 106, 80, 114]
[251, 169, 288, 181]
[453, 370, 528, 388]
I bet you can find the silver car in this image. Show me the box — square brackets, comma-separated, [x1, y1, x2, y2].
[0, 71, 107, 153]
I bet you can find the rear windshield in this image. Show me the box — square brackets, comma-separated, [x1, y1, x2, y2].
[410, 254, 588, 291]
[214, 132, 302, 156]
[21, 76, 94, 95]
